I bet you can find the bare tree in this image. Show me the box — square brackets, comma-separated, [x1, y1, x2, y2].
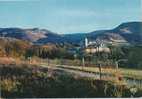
[94, 39, 103, 80]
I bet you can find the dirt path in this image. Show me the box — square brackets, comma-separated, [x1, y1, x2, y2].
[41, 64, 142, 88]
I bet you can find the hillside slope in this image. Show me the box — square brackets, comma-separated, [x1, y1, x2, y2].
[0, 22, 141, 45]
[88, 22, 142, 45]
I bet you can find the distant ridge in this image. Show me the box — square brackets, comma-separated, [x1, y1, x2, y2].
[0, 21, 142, 45]
[87, 22, 142, 45]
[0, 28, 62, 44]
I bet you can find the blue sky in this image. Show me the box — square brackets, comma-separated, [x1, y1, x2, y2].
[0, 0, 141, 34]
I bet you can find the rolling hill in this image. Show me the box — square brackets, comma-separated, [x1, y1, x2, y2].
[0, 28, 63, 44]
[87, 22, 142, 45]
[0, 22, 141, 45]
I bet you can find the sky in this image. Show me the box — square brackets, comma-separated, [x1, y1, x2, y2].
[0, 0, 141, 34]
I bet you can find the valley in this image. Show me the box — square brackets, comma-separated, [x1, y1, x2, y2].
[0, 21, 142, 98]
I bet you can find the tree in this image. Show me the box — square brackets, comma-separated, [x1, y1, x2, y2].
[108, 45, 125, 68]
[127, 46, 142, 69]
[94, 39, 103, 79]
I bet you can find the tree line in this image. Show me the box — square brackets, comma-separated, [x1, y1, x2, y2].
[0, 38, 74, 60]
[0, 38, 142, 69]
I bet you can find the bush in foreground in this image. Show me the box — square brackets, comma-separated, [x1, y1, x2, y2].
[0, 64, 142, 98]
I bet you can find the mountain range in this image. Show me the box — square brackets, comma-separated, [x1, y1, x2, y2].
[87, 22, 142, 45]
[0, 22, 142, 45]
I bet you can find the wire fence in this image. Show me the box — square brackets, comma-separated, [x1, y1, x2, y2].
[27, 57, 117, 68]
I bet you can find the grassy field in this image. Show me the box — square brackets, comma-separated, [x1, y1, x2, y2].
[53, 65, 142, 80]
[1, 63, 142, 98]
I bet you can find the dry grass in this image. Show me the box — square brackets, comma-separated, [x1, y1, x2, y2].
[1, 63, 142, 98]
[54, 65, 142, 80]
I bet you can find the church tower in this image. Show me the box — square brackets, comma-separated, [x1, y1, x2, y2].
[85, 38, 88, 47]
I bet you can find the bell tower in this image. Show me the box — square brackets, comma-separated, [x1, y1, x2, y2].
[85, 38, 88, 47]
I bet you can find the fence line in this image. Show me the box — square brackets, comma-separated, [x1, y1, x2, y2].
[29, 58, 117, 68]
